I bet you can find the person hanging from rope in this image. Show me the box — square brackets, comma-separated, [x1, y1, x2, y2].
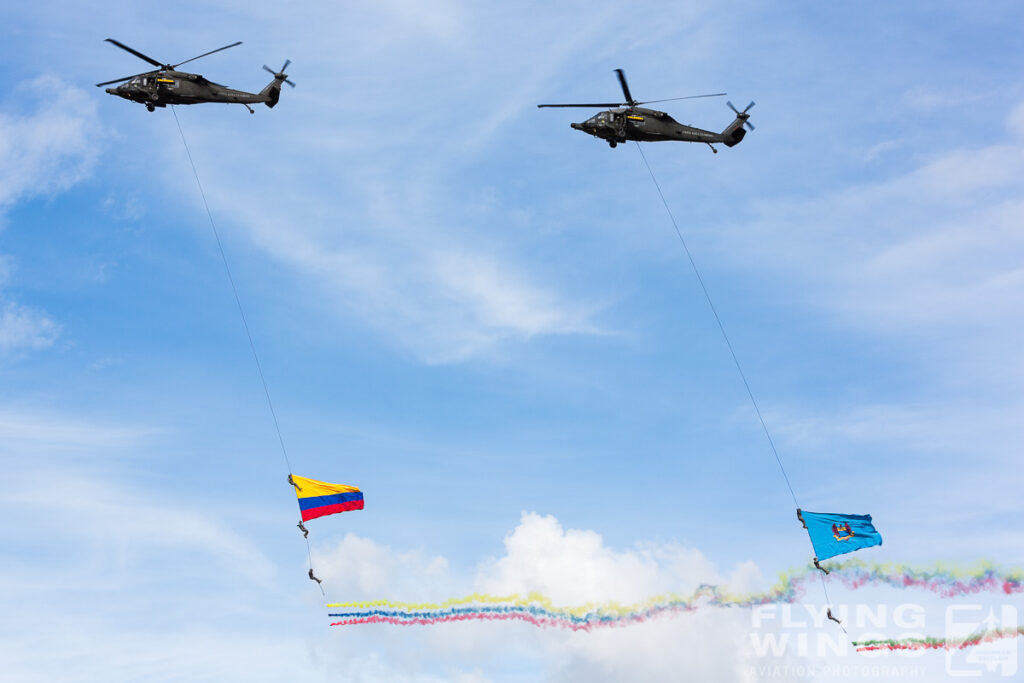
[796, 508, 881, 628]
[289, 475, 312, 537]
[289, 475, 364, 586]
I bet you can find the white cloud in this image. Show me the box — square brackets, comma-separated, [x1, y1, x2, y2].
[167, 149, 607, 363]
[315, 512, 771, 681]
[0, 621, 324, 683]
[1008, 101, 1024, 141]
[146, 2, 663, 363]
[899, 84, 992, 112]
[317, 532, 451, 600]
[0, 76, 104, 354]
[768, 400, 1024, 457]
[476, 512, 722, 604]
[713, 102, 1024, 391]
[0, 406, 158, 451]
[3, 473, 277, 587]
[0, 76, 101, 213]
[0, 300, 60, 353]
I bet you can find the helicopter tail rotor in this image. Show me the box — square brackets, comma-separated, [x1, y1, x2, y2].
[259, 60, 294, 108]
[720, 101, 755, 147]
[262, 60, 296, 88]
[726, 100, 755, 131]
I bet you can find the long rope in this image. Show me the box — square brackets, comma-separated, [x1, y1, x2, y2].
[171, 106, 322, 594]
[171, 106, 292, 473]
[634, 143, 799, 508]
[633, 143, 843, 622]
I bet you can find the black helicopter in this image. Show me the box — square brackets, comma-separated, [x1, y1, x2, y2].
[539, 69, 753, 152]
[96, 39, 294, 113]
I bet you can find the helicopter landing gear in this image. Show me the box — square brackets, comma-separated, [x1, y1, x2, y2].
[608, 140, 617, 148]
[706, 142, 717, 154]
[146, 103, 155, 112]
[241, 103, 255, 114]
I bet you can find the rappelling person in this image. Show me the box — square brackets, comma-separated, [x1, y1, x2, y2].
[308, 568, 322, 585]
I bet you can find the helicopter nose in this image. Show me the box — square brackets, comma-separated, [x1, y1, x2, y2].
[570, 122, 581, 130]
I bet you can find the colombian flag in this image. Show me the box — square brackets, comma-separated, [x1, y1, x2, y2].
[291, 474, 364, 522]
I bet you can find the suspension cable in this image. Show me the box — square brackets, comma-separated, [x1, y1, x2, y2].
[634, 142, 799, 509]
[171, 107, 319, 590]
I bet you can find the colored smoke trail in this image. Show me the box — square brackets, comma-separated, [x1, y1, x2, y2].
[854, 627, 1024, 652]
[328, 561, 1022, 632]
[827, 559, 1023, 599]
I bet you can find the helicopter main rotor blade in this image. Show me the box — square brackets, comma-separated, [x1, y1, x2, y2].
[173, 41, 243, 69]
[104, 39, 164, 69]
[615, 69, 635, 106]
[95, 72, 151, 87]
[637, 93, 727, 104]
[537, 102, 626, 108]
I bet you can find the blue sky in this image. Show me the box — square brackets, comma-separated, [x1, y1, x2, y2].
[2, 1, 1023, 680]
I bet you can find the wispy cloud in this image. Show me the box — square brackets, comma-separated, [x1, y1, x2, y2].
[112, 1, 743, 363]
[767, 400, 1024, 455]
[0, 406, 158, 451]
[713, 102, 1024, 389]
[0, 76, 104, 354]
[0, 301, 60, 353]
[0, 76, 101, 214]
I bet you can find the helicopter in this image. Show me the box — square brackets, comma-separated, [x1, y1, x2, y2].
[538, 69, 754, 152]
[96, 39, 294, 113]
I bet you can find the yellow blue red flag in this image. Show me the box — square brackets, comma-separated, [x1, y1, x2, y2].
[291, 474, 364, 522]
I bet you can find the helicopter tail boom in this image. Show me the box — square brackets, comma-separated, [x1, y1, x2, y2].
[720, 117, 747, 147]
[259, 79, 282, 108]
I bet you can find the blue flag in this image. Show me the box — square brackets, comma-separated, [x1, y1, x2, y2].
[798, 510, 882, 561]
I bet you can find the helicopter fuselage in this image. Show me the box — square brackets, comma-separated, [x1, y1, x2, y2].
[570, 107, 745, 148]
[104, 70, 272, 110]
